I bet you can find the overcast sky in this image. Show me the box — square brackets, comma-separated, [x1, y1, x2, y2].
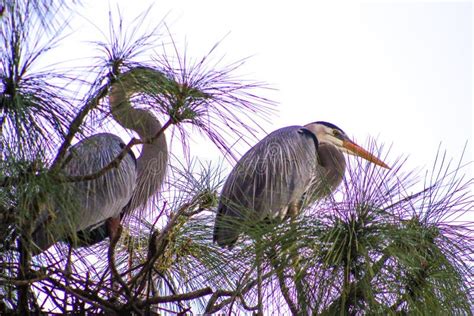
[51, 1, 472, 185]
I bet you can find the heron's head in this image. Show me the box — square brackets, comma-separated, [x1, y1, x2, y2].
[304, 121, 390, 169]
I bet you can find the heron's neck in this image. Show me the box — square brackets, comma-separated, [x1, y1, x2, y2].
[109, 82, 168, 211]
[109, 85, 161, 139]
[316, 143, 346, 194]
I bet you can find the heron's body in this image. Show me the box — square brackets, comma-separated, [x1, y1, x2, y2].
[32, 134, 138, 250]
[213, 122, 388, 247]
[63, 133, 137, 232]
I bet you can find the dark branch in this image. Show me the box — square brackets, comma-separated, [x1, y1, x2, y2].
[268, 246, 298, 316]
[204, 271, 273, 314]
[50, 82, 112, 171]
[55, 118, 173, 183]
[43, 275, 120, 314]
[137, 287, 213, 306]
[127, 196, 202, 292]
[319, 252, 391, 315]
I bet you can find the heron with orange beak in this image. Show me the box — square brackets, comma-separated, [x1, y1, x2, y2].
[213, 121, 390, 247]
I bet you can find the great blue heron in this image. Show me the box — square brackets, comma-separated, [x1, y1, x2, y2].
[213, 121, 389, 247]
[32, 69, 169, 252]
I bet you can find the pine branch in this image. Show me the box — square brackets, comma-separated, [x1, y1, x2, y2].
[107, 225, 135, 307]
[45, 275, 120, 314]
[268, 245, 298, 315]
[49, 82, 112, 171]
[123, 195, 207, 302]
[319, 253, 391, 315]
[137, 287, 212, 306]
[204, 271, 273, 314]
[58, 119, 173, 183]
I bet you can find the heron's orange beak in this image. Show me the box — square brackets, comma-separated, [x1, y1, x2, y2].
[342, 140, 390, 169]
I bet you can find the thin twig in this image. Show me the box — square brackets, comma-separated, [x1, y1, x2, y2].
[319, 252, 391, 315]
[268, 247, 298, 316]
[128, 197, 200, 292]
[107, 225, 134, 303]
[44, 275, 120, 313]
[255, 241, 264, 316]
[0, 274, 49, 286]
[50, 82, 111, 171]
[55, 118, 173, 183]
[58, 138, 141, 182]
[136, 287, 213, 306]
[204, 271, 273, 314]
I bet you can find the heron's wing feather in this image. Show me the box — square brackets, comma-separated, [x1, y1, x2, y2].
[63, 133, 137, 231]
[214, 126, 319, 246]
[33, 133, 137, 251]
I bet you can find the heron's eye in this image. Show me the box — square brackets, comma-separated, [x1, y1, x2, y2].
[333, 130, 341, 138]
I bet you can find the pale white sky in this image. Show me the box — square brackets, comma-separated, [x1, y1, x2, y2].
[49, 1, 472, 181]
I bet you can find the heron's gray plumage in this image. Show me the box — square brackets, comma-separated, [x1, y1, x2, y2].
[32, 69, 169, 252]
[215, 126, 318, 246]
[63, 134, 137, 232]
[214, 122, 351, 247]
[32, 134, 138, 250]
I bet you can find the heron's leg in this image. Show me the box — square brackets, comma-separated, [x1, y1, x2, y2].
[278, 200, 306, 314]
[63, 245, 73, 308]
[255, 240, 264, 316]
[269, 246, 298, 315]
[287, 201, 300, 218]
[106, 216, 122, 300]
[287, 207, 308, 313]
[106, 216, 122, 243]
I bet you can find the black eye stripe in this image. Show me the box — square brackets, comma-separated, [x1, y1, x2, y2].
[313, 121, 346, 135]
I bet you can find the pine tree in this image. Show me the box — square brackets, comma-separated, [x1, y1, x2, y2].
[1, 1, 472, 314]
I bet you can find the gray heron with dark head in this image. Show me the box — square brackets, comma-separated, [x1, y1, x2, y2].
[32, 68, 170, 252]
[213, 121, 390, 247]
